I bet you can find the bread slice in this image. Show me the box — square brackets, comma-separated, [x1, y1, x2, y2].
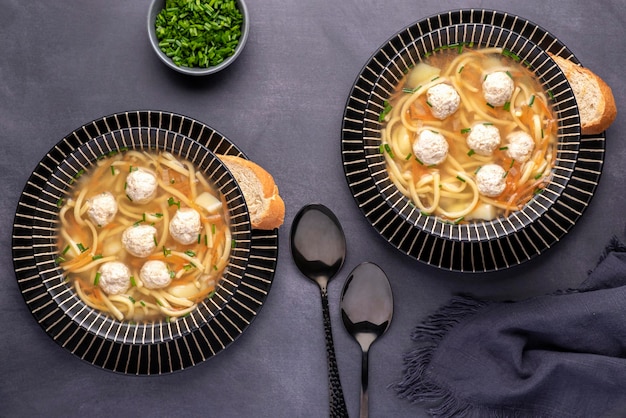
[219, 154, 285, 230]
[550, 54, 617, 135]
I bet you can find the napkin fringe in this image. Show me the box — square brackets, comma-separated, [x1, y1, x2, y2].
[395, 296, 490, 417]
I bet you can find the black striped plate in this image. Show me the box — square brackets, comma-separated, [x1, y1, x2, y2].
[341, 9, 604, 272]
[12, 110, 278, 373]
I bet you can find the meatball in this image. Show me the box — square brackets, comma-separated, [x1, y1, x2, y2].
[506, 131, 535, 162]
[476, 164, 507, 197]
[413, 129, 449, 166]
[426, 83, 460, 120]
[466, 123, 501, 156]
[122, 224, 157, 258]
[140, 260, 171, 289]
[87, 192, 118, 227]
[97, 261, 131, 295]
[169, 208, 202, 245]
[126, 168, 158, 204]
[482, 71, 514, 107]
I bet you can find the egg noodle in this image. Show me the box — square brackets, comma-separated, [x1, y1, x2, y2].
[379, 46, 558, 223]
[56, 150, 232, 323]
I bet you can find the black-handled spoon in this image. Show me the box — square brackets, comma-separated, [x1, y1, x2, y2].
[291, 204, 349, 417]
[341, 262, 393, 418]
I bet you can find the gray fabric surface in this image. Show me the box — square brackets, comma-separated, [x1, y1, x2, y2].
[1, 1, 625, 417]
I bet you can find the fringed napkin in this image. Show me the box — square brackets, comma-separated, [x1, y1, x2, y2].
[395, 236, 626, 418]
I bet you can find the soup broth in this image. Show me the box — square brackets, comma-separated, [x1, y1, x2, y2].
[379, 46, 557, 223]
[56, 150, 232, 323]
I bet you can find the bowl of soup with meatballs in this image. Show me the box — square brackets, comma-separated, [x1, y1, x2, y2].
[33, 126, 252, 339]
[341, 10, 593, 272]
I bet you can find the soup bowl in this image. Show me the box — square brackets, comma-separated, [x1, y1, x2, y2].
[12, 111, 277, 373]
[342, 10, 603, 272]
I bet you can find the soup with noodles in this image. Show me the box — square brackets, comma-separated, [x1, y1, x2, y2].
[379, 46, 557, 223]
[56, 150, 232, 323]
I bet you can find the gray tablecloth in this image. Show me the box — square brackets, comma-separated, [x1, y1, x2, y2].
[2, 1, 625, 417]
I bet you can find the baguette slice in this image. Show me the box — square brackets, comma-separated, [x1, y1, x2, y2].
[550, 54, 617, 135]
[219, 154, 285, 230]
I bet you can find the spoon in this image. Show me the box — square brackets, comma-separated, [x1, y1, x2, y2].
[340, 262, 393, 418]
[290, 204, 349, 418]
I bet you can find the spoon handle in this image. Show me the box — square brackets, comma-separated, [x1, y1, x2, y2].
[360, 349, 369, 418]
[320, 288, 349, 418]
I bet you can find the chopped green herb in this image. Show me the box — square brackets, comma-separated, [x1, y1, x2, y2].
[197, 234, 202, 244]
[169, 270, 176, 279]
[548, 90, 554, 100]
[503, 101, 511, 111]
[402, 85, 421, 94]
[453, 216, 465, 224]
[405, 153, 413, 161]
[62, 245, 71, 255]
[140, 301, 146, 307]
[55, 256, 66, 264]
[420, 211, 430, 216]
[416, 157, 424, 165]
[486, 102, 495, 108]
[425, 100, 433, 107]
[163, 246, 171, 256]
[458, 65, 464, 73]
[467, 149, 476, 157]
[129, 296, 136, 303]
[383, 143, 395, 158]
[153, 235, 158, 246]
[499, 146, 509, 151]
[461, 128, 471, 134]
[155, 0, 244, 69]
[379, 100, 393, 122]
[130, 276, 137, 287]
[168, 197, 181, 208]
[185, 250, 196, 257]
[111, 166, 116, 176]
[92, 254, 103, 261]
[77, 243, 88, 253]
[57, 198, 64, 208]
[211, 224, 216, 235]
[505, 71, 513, 79]
[456, 175, 466, 183]
[207, 290, 216, 299]
[529, 95, 536, 107]
[231, 239, 236, 248]
[94, 272, 101, 286]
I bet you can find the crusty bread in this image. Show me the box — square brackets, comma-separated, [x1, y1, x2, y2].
[219, 154, 285, 230]
[550, 54, 617, 135]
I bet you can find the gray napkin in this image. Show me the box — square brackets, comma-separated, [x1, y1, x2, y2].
[395, 236, 626, 417]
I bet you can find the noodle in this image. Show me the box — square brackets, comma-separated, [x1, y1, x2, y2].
[57, 151, 232, 323]
[380, 47, 557, 223]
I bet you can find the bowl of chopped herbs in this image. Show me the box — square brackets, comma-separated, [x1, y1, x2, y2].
[148, 0, 249, 75]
